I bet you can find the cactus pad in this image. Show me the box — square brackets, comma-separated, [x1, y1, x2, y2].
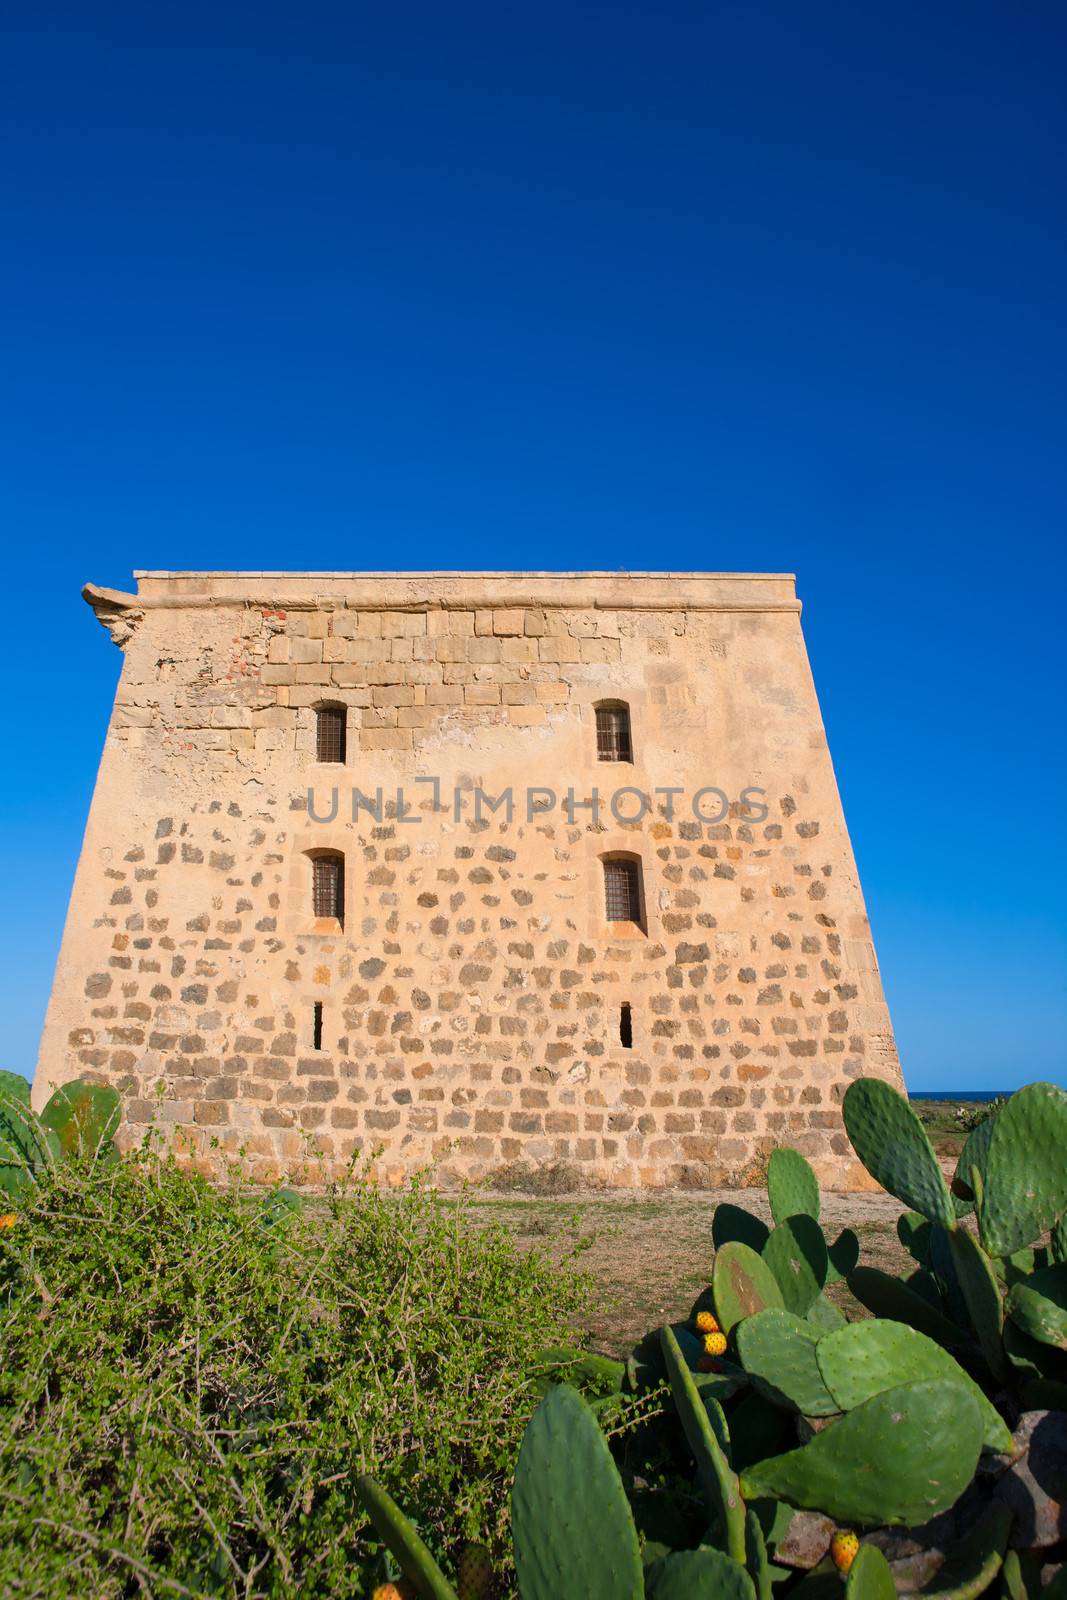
[947, 1227, 1008, 1381]
[355, 1477, 458, 1600]
[826, 1228, 860, 1284]
[951, 1114, 996, 1213]
[713, 1202, 771, 1255]
[1003, 1319, 1067, 1383]
[533, 1345, 626, 1394]
[727, 1390, 792, 1472]
[39, 1081, 120, 1160]
[511, 1384, 642, 1600]
[661, 1326, 746, 1562]
[897, 1212, 933, 1265]
[767, 1148, 821, 1224]
[713, 1240, 784, 1334]
[914, 1501, 1012, 1600]
[844, 1544, 895, 1600]
[746, 1508, 774, 1600]
[805, 1293, 847, 1331]
[739, 1378, 983, 1526]
[762, 1216, 828, 1316]
[1052, 1214, 1067, 1266]
[980, 1082, 1067, 1256]
[736, 1309, 838, 1416]
[842, 1079, 955, 1227]
[455, 1543, 493, 1600]
[645, 1547, 756, 1600]
[847, 1266, 966, 1346]
[0, 1096, 59, 1199]
[260, 1187, 303, 1228]
[0, 1072, 30, 1105]
[1006, 1263, 1067, 1350]
[815, 1319, 1011, 1451]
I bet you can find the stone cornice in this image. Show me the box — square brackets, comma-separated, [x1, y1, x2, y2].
[82, 584, 146, 649]
[87, 571, 802, 620]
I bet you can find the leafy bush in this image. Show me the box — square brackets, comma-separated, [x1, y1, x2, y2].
[0, 1146, 588, 1598]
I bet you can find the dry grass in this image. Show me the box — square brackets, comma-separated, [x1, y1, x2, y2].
[460, 1186, 913, 1352]
[456, 1097, 989, 1351]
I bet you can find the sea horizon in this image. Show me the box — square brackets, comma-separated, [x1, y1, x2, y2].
[909, 1089, 1015, 1101]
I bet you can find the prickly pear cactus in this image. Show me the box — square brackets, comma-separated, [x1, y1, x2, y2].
[735, 1309, 838, 1416]
[979, 1082, 1067, 1257]
[826, 1228, 860, 1284]
[644, 1547, 756, 1600]
[0, 1082, 37, 1198]
[511, 1384, 643, 1600]
[39, 1081, 120, 1161]
[844, 1544, 895, 1600]
[0, 1083, 59, 1200]
[842, 1079, 955, 1228]
[745, 1508, 774, 1600]
[767, 1148, 820, 1224]
[455, 1543, 494, 1600]
[846, 1266, 966, 1347]
[660, 1327, 746, 1563]
[762, 1215, 828, 1316]
[951, 1113, 996, 1215]
[1006, 1263, 1067, 1350]
[739, 1378, 983, 1526]
[260, 1187, 303, 1228]
[805, 1293, 847, 1331]
[1052, 1213, 1067, 1266]
[897, 1212, 933, 1266]
[355, 1476, 458, 1600]
[947, 1227, 1008, 1380]
[913, 1501, 1012, 1600]
[713, 1202, 771, 1255]
[0, 1071, 30, 1105]
[713, 1240, 784, 1334]
[814, 1319, 1011, 1451]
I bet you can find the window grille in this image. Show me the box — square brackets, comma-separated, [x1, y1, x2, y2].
[316, 706, 346, 763]
[595, 703, 632, 762]
[603, 858, 641, 922]
[312, 854, 344, 923]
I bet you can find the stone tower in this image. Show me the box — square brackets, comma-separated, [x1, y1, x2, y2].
[35, 572, 902, 1188]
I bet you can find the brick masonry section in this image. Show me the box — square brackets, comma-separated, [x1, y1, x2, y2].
[35, 573, 902, 1189]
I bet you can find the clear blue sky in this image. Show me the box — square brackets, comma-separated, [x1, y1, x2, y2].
[2, 2, 1064, 1092]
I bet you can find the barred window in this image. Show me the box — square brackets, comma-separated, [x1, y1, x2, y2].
[603, 857, 641, 923]
[595, 702, 632, 762]
[316, 705, 347, 764]
[312, 853, 345, 924]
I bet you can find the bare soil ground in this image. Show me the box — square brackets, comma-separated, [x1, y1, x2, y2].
[451, 1099, 985, 1353]
[460, 1185, 912, 1353]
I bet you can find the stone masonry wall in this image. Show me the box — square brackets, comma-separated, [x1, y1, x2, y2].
[35, 572, 903, 1188]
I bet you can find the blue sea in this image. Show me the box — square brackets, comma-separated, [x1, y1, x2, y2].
[909, 1091, 1012, 1102]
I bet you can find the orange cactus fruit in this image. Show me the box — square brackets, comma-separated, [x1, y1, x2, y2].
[695, 1310, 720, 1334]
[831, 1531, 859, 1573]
[372, 1584, 415, 1600]
[702, 1331, 727, 1357]
[0, 1214, 16, 1230]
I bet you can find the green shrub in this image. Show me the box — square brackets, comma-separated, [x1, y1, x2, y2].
[0, 1148, 588, 1598]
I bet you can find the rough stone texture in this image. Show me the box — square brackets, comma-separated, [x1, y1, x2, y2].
[775, 1511, 835, 1569]
[994, 1411, 1067, 1548]
[34, 571, 903, 1188]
